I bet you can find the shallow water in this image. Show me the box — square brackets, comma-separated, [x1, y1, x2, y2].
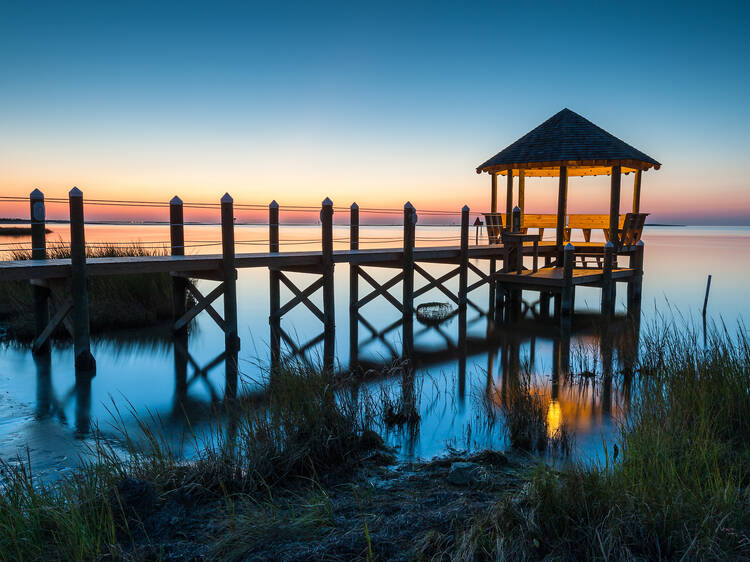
[1, 224, 748, 479]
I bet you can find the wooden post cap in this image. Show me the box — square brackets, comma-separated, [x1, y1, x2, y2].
[564, 243, 575, 251]
[69, 187, 83, 197]
[170, 196, 182, 205]
[221, 193, 233, 203]
[604, 241, 615, 249]
[322, 197, 333, 206]
[269, 200, 279, 208]
[462, 205, 470, 212]
[30, 188, 44, 200]
[350, 202, 358, 209]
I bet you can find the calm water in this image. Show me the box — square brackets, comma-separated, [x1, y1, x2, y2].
[1, 224, 748, 479]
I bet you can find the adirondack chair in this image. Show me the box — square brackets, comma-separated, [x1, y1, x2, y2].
[615, 213, 648, 248]
[482, 213, 503, 244]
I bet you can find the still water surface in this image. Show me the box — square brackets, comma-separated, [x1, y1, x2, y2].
[0, 224, 748, 479]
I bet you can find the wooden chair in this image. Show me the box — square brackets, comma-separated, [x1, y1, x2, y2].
[616, 213, 648, 248]
[482, 213, 503, 244]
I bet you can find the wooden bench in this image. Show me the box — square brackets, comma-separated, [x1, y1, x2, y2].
[481, 213, 503, 244]
[616, 213, 648, 248]
[566, 214, 625, 242]
[520, 213, 557, 240]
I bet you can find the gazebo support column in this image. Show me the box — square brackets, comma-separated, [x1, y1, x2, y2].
[609, 165, 622, 243]
[555, 165, 568, 254]
[518, 171, 525, 219]
[505, 170, 513, 229]
[632, 169, 642, 213]
[490, 172, 498, 214]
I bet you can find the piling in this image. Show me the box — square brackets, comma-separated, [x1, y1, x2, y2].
[627, 240, 644, 317]
[402, 202, 416, 360]
[30, 189, 50, 353]
[601, 241, 615, 318]
[68, 187, 95, 373]
[561, 243, 575, 320]
[458, 206, 469, 350]
[170, 196, 187, 337]
[221, 193, 240, 352]
[349, 202, 359, 368]
[269, 200, 281, 368]
[321, 198, 335, 371]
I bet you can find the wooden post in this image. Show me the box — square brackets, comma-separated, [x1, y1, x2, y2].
[402, 202, 416, 361]
[68, 187, 95, 373]
[540, 292, 550, 319]
[632, 169, 642, 214]
[221, 193, 240, 352]
[30, 189, 49, 353]
[458, 205, 469, 350]
[349, 202, 359, 369]
[609, 165, 622, 243]
[505, 170, 513, 229]
[627, 240, 644, 317]
[556, 166, 568, 253]
[269, 200, 280, 369]
[601, 241, 615, 318]
[170, 196, 187, 337]
[518, 171, 525, 219]
[321, 197, 335, 371]
[490, 173, 498, 214]
[561, 243, 575, 319]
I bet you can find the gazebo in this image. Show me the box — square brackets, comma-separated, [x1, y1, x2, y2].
[476, 108, 660, 251]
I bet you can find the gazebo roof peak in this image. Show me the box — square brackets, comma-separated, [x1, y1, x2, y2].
[476, 108, 660, 177]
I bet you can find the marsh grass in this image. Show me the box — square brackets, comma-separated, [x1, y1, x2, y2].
[0, 361, 382, 560]
[0, 242, 183, 340]
[458, 321, 750, 560]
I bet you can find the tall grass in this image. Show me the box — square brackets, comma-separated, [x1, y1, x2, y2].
[459, 322, 750, 560]
[0, 362, 380, 560]
[0, 242, 181, 340]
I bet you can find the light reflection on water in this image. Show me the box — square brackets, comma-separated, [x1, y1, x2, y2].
[0, 224, 748, 478]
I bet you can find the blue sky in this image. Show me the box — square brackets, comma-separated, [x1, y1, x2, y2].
[1, 0, 749, 223]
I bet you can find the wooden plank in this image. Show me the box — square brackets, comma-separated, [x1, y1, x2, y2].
[32, 297, 72, 352]
[358, 267, 404, 313]
[413, 265, 459, 298]
[274, 275, 325, 320]
[277, 271, 325, 322]
[185, 280, 227, 332]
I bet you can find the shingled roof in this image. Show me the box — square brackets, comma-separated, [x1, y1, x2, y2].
[476, 109, 660, 177]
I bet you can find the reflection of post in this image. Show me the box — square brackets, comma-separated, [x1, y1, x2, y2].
[173, 332, 188, 414]
[402, 202, 416, 362]
[225, 350, 238, 403]
[321, 198, 335, 372]
[170, 196, 187, 338]
[221, 193, 240, 353]
[69, 188, 96, 373]
[30, 189, 50, 354]
[559, 323, 571, 379]
[601, 325, 614, 417]
[34, 350, 53, 419]
[269, 201, 281, 373]
[349, 203, 359, 369]
[551, 337, 560, 401]
[74, 373, 92, 438]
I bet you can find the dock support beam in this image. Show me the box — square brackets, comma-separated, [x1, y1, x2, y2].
[402, 202, 416, 361]
[170, 196, 187, 337]
[458, 206, 469, 351]
[349, 203, 359, 369]
[627, 240, 644, 317]
[321, 198, 335, 372]
[30, 189, 50, 354]
[556, 166, 568, 256]
[609, 165, 622, 243]
[221, 193, 240, 353]
[269, 200, 280, 371]
[69, 187, 95, 373]
[561, 243, 575, 323]
[505, 170, 513, 229]
[601, 241, 616, 318]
